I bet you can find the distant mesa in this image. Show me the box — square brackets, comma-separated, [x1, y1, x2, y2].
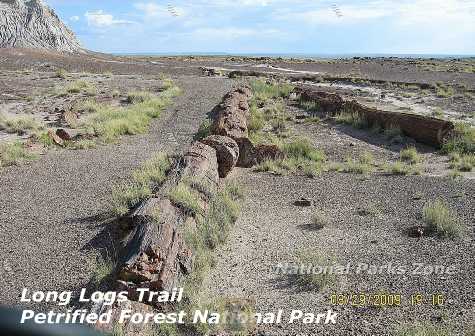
[0, 0, 82, 53]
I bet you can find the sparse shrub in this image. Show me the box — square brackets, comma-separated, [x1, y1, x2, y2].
[255, 159, 284, 175]
[55, 68, 67, 79]
[82, 86, 177, 142]
[248, 100, 265, 132]
[250, 79, 294, 101]
[282, 137, 326, 162]
[295, 249, 336, 290]
[359, 151, 374, 165]
[195, 118, 212, 140]
[335, 111, 367, 129]
[66, 80, 95, 94]
[298, 100, 320, 113]
[342, 157, 373, 174]
[181, 181, 244, 327]
[92, 254, 115, 285]
[384, 125, 403, 140]
[111, 152, 170, 215]
[127, 91, 153, 104]
[386, 161, 420, 175]
[0, 114, 41, 134]
[436, 83, 455, 98]
[76, 99, 101, 114]
[66, 140, 97, 150]
[302, 161, 324, 177]
[442, 122, 474, 155]
[310, 211, 329, 229]
[112, 183, 152, 216]
[449, 152, 474, 172]
[396, 322, 453, 336]
[0, 142, 37, 167]
[169, 182, 202, 215]
[400, 147, 421, 164]
[432, 107, 444, 118]
[423, 199, 464, 238]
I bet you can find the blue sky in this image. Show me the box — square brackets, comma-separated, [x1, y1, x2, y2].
[45, 0, 475, 55]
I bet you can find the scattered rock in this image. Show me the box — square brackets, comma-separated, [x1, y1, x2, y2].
[55, 128, 72, 141]
[293, 198, 313, 207]
[61, 110, 78, 127]
[47, 129, 64, 146]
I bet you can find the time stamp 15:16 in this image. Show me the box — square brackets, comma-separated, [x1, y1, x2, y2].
[330, 293, 446, 307]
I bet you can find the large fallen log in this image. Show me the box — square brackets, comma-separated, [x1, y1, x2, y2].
[117, 142, 219, 302]
[210, 86, 259, 167]
[344, 100, 455, 147]
[297, 86, 454, 147]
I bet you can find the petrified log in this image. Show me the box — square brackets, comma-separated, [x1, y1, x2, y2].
[118, 142, 219, 298]
[297, 86, 454, 147]
[210, 87, 259, 167]
[210, 86, 251, 139]
[296, 87, 345, 115]
[179, 141, 220, 188]
[344, 100, 454, 147]
[201, 135, 240, 178]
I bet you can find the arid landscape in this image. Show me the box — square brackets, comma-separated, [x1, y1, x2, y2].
[0, 1, 474, 336]
[0, 47, 474, 336]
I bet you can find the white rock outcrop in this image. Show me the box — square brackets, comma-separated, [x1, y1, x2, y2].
[0, 0, 81, 52]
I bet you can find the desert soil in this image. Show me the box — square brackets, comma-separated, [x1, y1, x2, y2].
[0, 49, 474, 335]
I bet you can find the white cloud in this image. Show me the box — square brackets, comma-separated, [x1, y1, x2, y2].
[69, 15, 80, 22]
[84, 10, 135, 28]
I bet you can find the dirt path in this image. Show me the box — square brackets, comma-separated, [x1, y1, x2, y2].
[0, 76, 234, 311]
[205, 168, 475, 336]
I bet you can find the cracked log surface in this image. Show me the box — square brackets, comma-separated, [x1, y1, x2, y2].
[297, 86, 455, 147]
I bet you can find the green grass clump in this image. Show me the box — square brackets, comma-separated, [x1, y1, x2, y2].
[385, 161, 421, 175]
[66, 139, 97, 150]
[181, 182, 244, 328]
[400, 147, 421, 164]
[298, 100, 320, 113]
[335, 111, 368, 129]
[295, 249, 336, 290]
[112, 183, 152, 216]
[0, 142, 37, 167]
[442, 122, 474, 155]
[248, 99, 265, 132]
[126, 91, 154, 104]
[0, 114, 41, 134]
[250, 79, 294, 102]
[396, 322, 453, 336]
[341, 157, 373, 174]
[310, 211, 329, 230]
[423, 200, 464, 238]
[198, 182, 243, 249]
[449, 153, 475, 172]
[194, 118, 212, 140]
[111, 152, 171, 216]
[282, 137, 326, 162]
[436, 83, 455, 98]
[169, 182, 202, 216]
[66, 80, 96, 95]
[82, 85, 179, 142]
[55, 68, 67, 79]
[92, 255, 115, 285]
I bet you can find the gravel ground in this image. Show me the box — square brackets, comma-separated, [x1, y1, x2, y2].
[205, 169, 475, 335]
[0, 75, 235, 312]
